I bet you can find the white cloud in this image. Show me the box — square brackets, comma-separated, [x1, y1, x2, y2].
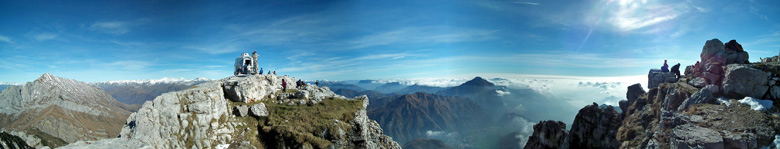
[496, 90, 512, 96]
[90, 21, 130, 35]
[350, 27, 496, 49]
[33, 33, 58, 41]
[609, 2, 679, 32]
[0, 35, 12, 43]
[512, 1, 540, 6]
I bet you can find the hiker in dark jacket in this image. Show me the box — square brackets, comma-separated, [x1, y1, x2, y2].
[671, 63, 681, 78]
[315, 80, 319, 86]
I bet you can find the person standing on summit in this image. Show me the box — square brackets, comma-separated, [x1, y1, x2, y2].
[661, 60, 669, 72]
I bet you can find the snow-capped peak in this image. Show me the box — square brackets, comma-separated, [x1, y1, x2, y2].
[93, 77, 213, 86]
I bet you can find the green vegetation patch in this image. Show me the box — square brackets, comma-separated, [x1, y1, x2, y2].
[258, 97, 363, 149]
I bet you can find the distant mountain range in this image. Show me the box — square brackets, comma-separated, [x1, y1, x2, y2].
[92, 78, 211, 105]
[326, 76, 580, 147]
[369, 92, 488, 144]
[0, 73, 133, 148]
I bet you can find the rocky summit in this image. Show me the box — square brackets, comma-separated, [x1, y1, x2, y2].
[525, 39, 780, 149]
[0, 73, 133, 148]
[61, 74, 401, 149]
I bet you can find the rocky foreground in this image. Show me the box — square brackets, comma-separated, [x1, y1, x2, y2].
[61, 74, 401, 149]
[525, 39, 780, 149]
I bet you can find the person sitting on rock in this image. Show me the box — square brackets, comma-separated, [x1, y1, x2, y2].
[671, 63, 681, 78]
[315, 80, 319, 86]
[259, 68, 264, 75]
[661, 60, 669, 72]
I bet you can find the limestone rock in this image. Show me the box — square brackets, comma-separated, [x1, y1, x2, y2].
[233, 105, 248, 117]
[63, 74, 401, 149]
[649, 69, 678, 88]
[670, 124, 724, 149]
[524, 120, 569, 149]
[701, 39, 725, 63]
[626, 84, 646, 105]
[568, 102, 620, 149]
[688, 77, 706, 88]
[677, 88, 714, 111]
[249, 103, 268, 117]
[722, 64, 769, 98]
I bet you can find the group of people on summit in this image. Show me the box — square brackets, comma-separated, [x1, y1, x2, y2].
[660, 60, 681, 79]
[241, 50, 320, 93]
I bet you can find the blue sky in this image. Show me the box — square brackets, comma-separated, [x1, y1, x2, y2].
[1, 0, 779, 83]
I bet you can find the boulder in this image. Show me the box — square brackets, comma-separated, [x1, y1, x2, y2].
[294, 90, 310, 99]
[250, 103, 268, 117]
[701, 39, 725, 62]
[722, 64, 769, 98]
[771, 86, 780, 100]
[234, 105, 249, 117]
[649, 69, 678, 88]
[721, 131, 758, 149]
[222, 76, 271, 103]
[688, 77, 707, 88]
[703, 85, 720, 93]
[524, 120, 569, 149]
[736, 52, 749, 64]
[626, 84, 646, 104]
[670, 124, 724, 149]
[677, 88, 714, 111]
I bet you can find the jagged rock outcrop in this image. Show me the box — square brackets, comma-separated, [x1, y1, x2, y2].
[0, 73, 132, 147]
[524, 120, 569, 149]
[621, 84, 646, 114]
[526, 39, 780, 149]
[568, 103, 621, 149]
[62, 74, 401, 149]
[648, 69, 678, 88]
[677, 87, 714, 111]
[616, 81, 780, 148]
[0, 131, 34, 149]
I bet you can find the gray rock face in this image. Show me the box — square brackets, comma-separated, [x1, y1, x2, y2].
[249, 103, 268, 117]
[63, 74, 401, 149]
[568, 103, 621, 149]
[677, 88, 714, 111]
[670, 124, 724, 149]
[0, 73, 131, 145]
[688, 77, 707, 88]
[649, 69, 678, 88]
[626, 84, 645, 105]
[701, 39, 725, 61]
[524, 121, 569, 149]
[234, 105, 248, 117]
[722, 64, 769, 98]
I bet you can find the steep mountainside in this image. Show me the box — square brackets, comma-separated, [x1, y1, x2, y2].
[396, 84, 446, 94]
[93, 78, 210, 105]
[62, 74, 401, 149]
[525, 39, 780, 149]
[0, 73, 132, 147]
[368, 92, 488, 144]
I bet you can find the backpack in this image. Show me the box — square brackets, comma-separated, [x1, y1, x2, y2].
[725, 40, 744, 52]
